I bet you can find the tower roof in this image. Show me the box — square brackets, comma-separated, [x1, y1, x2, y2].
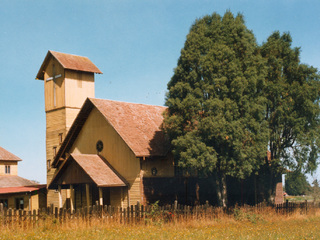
[36, 50, 102, 80]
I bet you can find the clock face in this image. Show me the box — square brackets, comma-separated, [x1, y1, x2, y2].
[96, 140, 103, 152]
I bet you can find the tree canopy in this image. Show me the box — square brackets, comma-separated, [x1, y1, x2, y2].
[261, 32, 320, 174]
[164, 12, 269, 206]
[285, 171, 310, 196]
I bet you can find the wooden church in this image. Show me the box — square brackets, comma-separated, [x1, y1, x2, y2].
[36, 51, 178, 210]
[36, 51, 283, 210]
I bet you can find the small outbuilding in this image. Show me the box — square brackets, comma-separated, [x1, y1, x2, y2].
[0, 146, 46, 210]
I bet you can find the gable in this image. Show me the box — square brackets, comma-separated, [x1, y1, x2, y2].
[49, 154, 127, 189]
[90, 98, 170, 157]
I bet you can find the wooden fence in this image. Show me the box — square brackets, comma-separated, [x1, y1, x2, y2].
[275, 200, 320, 214]
[0, 200, 319, 226]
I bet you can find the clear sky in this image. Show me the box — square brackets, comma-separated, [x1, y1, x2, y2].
[0, 0, 319, 184]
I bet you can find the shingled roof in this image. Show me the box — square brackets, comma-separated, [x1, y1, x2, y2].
[49, 154, 127, 189]
[0, 175, 38, 188]
[53, 98, 170, 167]
[90, 98, 169, 157]
[0, 146, 22, 161]
[36, 50, 102, 80]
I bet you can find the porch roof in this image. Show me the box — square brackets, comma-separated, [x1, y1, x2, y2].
[49, 154, 127, 189]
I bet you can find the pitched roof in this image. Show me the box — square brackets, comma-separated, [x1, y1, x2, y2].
[53, 98, 170, 166]
[49, 154, 127, 188]
[0, 175, 38, 188]
[36, 50, 102, 80]
[0, 146, 22, 161]
[90, 98, 169, 157]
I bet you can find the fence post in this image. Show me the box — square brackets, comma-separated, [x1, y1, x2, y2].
[305, 200, 308, 214]
[136, 202, 140, 223]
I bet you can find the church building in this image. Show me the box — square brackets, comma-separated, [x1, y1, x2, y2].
[36, 51, 177, 210]
[36, 51, 283, 210]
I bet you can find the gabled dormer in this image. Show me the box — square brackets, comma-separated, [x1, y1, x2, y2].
[0, 146, 22, 176]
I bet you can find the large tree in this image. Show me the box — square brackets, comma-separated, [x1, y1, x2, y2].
[261, 32, 320, 196]
[164, 12, 269, 207]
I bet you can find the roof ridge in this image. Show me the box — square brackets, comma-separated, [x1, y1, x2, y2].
[89, 97, 167, 108]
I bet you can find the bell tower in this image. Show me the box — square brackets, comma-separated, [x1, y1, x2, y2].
[36, 50, 102, 207]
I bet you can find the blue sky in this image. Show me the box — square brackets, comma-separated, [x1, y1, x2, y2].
[0, 0, 319, 184]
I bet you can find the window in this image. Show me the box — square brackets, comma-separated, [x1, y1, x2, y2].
[5, 165, 10, 174]
[0, 199, 8, 208]
[58, 133, 63, 144]
[47, 159, 51, 170]
[53, 146, 57, 157]
[15, 198, 24, 210]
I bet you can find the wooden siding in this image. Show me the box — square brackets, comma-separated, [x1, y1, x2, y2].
[69, 108, 141, 206]
[141, 155, 174, 178]
[65, 108, 82, 130]
[42, 53, 97, 208]
[44, 57, 65, 112]
[0, 161, 18, 175]
[110, 187, 126, 208]
[64, 70, 95, 109]
[58, 161, 92, 185]
[46, 109, 67, 186]
[31, 194, 38, 211]
[47, 189, 69, 209]
[129, 176, 141, 205]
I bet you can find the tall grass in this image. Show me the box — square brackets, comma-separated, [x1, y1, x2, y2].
[1, 207, 320, 239]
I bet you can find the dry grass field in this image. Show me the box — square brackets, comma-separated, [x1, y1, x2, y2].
[0, 207, 320, 239]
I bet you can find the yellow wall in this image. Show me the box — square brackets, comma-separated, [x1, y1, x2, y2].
[70, 108, 141, 206]
[0, 192, 46, 211]
[65, 70, 95, 109]
[0, 161, 18, 176]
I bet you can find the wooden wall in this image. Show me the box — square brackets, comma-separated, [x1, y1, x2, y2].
[43, 56, 96, 208]
[141, 155, 174, 178]
[69, 108, 141, 207]
[64, 70, 94, 109]
[44, 58, 65, 112]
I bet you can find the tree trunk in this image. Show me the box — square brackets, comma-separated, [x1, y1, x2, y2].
[216, 172, 227, 208]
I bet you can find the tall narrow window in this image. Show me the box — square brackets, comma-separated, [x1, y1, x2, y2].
[47, 159, 51, 170]
[5, 165, 10, 174]
[53, 146, 57, 157]
[58, 133, 63, 145]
